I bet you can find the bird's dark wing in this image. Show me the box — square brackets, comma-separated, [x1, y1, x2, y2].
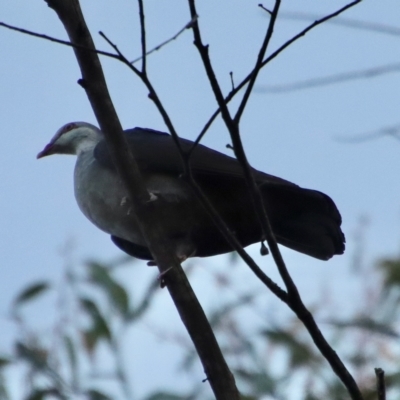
[94, 127, 345, 261]
[93, 127, 297, 187]
[111, 236, 153, 260]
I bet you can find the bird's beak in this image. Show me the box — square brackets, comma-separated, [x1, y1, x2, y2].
[36, 143, 54, 159]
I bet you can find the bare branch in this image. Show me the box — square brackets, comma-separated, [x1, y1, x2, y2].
[375, 368, 386, 400]
[258, 4, 272, 15]
[0, 21, 119, 59]
[335, 123, 400, 143]
[280, 11, 400, 37]
[137, 0, 147, 73]
[130, 15, 198, 65]
[229, 71, 234, 91]
[186, 0, 364, 398]
[44, 1, 240, 398]
[99, 30, 288, 303]
[191, 0, 362, 147]
[257, 63, 400, 93]
[260, 1, 363, 69]
[234, 0, 281, 123]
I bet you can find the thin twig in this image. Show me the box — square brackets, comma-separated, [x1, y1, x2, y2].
[99, 31, 288, 303]
[45, 1, 240, 398]
[375, 368, 386, 400]
[186, 0, 363, 399]
[257, 63, 400, 93]
[130, 15, 198, 65]
[280, 11, 400, 37]
[258, 4, 272, 15]
[335, 123, 400, 143]
[229, 71, 235, 91]
[190, 0, 362, 150]
[188, 0, 289, 296]
[137, 0, 147, 73]
[234, 0, 281, 123]
[0, 21, 119, 60]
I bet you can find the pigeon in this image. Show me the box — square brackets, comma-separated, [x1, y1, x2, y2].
[37, 122, 345, 261]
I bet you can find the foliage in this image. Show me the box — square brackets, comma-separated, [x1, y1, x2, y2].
[1, 248, 400, 399]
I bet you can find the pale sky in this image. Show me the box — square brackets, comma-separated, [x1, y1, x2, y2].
[1, 0, 400, 398]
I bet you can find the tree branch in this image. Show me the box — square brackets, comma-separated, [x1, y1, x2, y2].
[186, 1, 363, 399]
[0, 20, 119, 59]
[234, 0, 281, 123]
[257, 63, 400, 93]
[98, 30, 288, 303]
[375, 368, 386, 400]
[43, 1, 240, 398]
[130, 15, 198, 65]
[190, 0, 362, 148]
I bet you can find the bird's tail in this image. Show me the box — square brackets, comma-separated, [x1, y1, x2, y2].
[260, 184, 345, 260]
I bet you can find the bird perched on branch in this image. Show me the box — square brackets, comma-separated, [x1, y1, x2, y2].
[37, 122, 345, 262]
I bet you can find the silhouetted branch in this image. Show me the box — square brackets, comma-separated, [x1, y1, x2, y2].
[279, 11, 400, 37]
[234, 0, 280, 123]
[44, 1, 240, 399]
[187, 0, 364, 399]
[99, 30, 289, 303]
[335, 123, 400, 143]
[0, 21, 118, 59]
[0, 17, 195, 70]
[130, 15, 198, 65]
[257, 63, 400, 93]
[137, 0, 146, 73]
[375, 368, 386, 400]
[191, 0, 362, 148]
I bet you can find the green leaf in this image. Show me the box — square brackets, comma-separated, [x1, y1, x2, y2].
[234, 368, 277, 396]
[25, 388, 60, 400]
[261, 329, 318, 369]
[79, 297, 112, 344]
[327, 316, 399, 338]
[386, 371, 400, 387]
[85, 389, 113, 400]
[87, 262, 130, 318]
[12, 282, 50, 308]
[128, 277, 159, 321]
[81, 329, 98, 355]
[63, 336, 77, 386]
[0, 357, 11, 368]
[15, 342, 48, 371]
[25, 389, 46, 400]
[79, 297, 101, 319]
[240, 395, 258, 400]
[378, 258, 400, 289]
[145, 392, 188, 400]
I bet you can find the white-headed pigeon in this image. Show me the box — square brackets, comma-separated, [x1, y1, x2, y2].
[37, 122, 345, 261]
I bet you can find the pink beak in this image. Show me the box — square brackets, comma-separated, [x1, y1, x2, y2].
[37, 143, 54, 159]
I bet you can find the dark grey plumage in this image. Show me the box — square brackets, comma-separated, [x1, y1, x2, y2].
[38, 122, 345, 261]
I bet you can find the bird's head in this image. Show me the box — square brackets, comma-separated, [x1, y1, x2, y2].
[37, 122, 103, 159]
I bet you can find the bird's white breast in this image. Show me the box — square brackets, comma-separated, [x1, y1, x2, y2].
[74, 150, 189, 246]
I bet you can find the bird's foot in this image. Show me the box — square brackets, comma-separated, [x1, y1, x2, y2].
[260, 241, 269, 256]
[147, 192, 158, 202]
[158, 266, 173, 288]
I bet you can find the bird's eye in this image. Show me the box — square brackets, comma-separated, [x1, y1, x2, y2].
[62, 123, 76, 134]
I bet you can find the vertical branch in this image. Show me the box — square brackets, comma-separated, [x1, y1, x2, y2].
[137, 0, 147, 73]
[375, 368, 386, 400]
[44, 1, 241, 399]
[234, 0, 281, 123]
[99, 32, 289, 303]
[186, 1, 364, 399]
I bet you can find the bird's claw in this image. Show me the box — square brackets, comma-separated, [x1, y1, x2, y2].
[158, 266, 173, 288]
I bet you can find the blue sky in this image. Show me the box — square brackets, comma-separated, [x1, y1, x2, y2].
[1, 0, 400, 398]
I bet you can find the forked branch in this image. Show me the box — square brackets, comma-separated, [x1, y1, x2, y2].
[44, 0, 240, 398]
[186, 0, 363, 399]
